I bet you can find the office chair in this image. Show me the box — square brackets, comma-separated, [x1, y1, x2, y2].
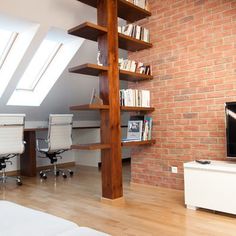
[0, 114, 25, 186]
[36, 114, 74, 179]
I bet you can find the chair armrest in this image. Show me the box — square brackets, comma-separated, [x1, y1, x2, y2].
[36, 138, 48, 151]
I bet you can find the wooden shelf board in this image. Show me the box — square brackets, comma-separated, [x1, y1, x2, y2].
[69, 63, 108, 76]
[119, 33, 152, 51]
[121, 106, 155, 112]
[72, 143, 111, 150]
[70, 104, 109, 111]
[68, 22, 107, 41]
[76, 0, 151, 22]
[69, 63, 152, 81]
[122, 139, 156, 147]
[120, 70, 153, 81]
[69, 22, 152, 52]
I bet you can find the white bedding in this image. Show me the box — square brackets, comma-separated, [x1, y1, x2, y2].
[0, 201, 109, 236]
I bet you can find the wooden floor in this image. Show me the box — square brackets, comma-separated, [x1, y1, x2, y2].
[1, 163, 236, 236]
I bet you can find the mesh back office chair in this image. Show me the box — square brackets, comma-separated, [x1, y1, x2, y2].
[36, 114, 74, 179]
[0, 114, 25, 185]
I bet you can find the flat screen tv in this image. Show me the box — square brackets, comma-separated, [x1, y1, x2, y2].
[225, 102, 236, 157]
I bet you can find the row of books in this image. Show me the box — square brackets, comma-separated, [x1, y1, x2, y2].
[126, 0, 150, 11]
[120, 89, 150, 107]
[125, 115, 153, 141]
[118, 58, 151, 75]
[118, 24, 150, 43]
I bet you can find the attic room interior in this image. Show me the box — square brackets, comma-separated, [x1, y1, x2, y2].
[0, 0, 236, 235]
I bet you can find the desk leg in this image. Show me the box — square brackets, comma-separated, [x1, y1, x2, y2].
[20, 131, 37, 177]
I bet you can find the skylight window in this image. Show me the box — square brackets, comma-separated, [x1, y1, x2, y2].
[0, 13, 39, 98]
[8, 28, 84, 106]
[0, 30, 18, 70]
[17, 41, 63, 91]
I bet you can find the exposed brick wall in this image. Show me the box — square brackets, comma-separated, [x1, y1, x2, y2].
[128, 0, 236, 190]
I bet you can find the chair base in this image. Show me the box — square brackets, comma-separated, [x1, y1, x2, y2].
[0, 171, 22, 186]
[39, 164, 73, 180]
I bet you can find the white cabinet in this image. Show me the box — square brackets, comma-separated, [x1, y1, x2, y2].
[184, 160, 236, 214]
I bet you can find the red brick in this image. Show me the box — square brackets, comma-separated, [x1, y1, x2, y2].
[129, 0, 236, 191]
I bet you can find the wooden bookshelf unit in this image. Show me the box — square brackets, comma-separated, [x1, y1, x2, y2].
[69, 22, 152, 52]
[76, 0, 151, 22]
[69, 0, 153, 200]
[69, 63, 153, 82]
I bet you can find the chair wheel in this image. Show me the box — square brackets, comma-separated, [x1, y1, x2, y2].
[69, 171, 73, 176]
[62, 174, 67, 179]
[16, 178, 22, 186]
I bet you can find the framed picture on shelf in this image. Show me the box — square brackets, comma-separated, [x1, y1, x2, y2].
[127, 120, 143, 141]
[89, 88, 103, 105]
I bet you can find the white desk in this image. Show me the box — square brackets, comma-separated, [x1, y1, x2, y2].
[184, 160, 236, 214]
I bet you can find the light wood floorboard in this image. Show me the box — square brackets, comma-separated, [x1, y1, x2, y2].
[0, 163, 236, 236]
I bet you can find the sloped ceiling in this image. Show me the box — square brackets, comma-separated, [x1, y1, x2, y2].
[0, 0, 100, 121]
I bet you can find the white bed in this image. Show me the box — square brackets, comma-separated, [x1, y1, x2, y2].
[0, 201, 110, 236]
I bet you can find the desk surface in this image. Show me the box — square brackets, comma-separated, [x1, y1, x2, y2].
[24, 126, 101, 131]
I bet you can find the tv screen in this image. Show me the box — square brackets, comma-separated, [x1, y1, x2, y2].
[225, 102, 236, 157]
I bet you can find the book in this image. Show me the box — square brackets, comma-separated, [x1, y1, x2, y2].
[118, 58, 151, 75]
[145, 117, 153, 140]
[127, 120, 143, 141]
[119, 89, 150, 107]
[118, 24, 150, 43]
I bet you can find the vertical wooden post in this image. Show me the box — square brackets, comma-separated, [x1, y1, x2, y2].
[97, 0, 123, 199]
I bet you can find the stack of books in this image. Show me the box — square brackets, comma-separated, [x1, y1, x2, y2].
[126, 0, 150, 11]
[124, 115, 153, 141]
[118, 24, 150, 43]
[118, 58, 151, 75]
[120, 89, 150, 107]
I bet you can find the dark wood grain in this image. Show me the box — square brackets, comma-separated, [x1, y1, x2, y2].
[76, 0, 151, 22]
[20, 131, 37, 177]
[71, 143, 111, 150]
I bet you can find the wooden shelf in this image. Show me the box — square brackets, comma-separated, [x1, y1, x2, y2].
[121, 139, 156, 147]
[69, 63, 152, 82]
[120, 69, 153, 81]
[118, 33, 152, 51]
[72, 143, 111, 150]
[69, 63, 108, 76]
[70, 104, 154, 112]
[76, 0, 151, 22]
[68, 22, 107, 41]
[70, 104, 109, 111]
[121, 106, 155, 112]
[68, 22, 152, 52]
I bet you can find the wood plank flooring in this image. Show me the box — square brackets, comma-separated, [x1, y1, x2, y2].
[1, 163, 236, 236]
